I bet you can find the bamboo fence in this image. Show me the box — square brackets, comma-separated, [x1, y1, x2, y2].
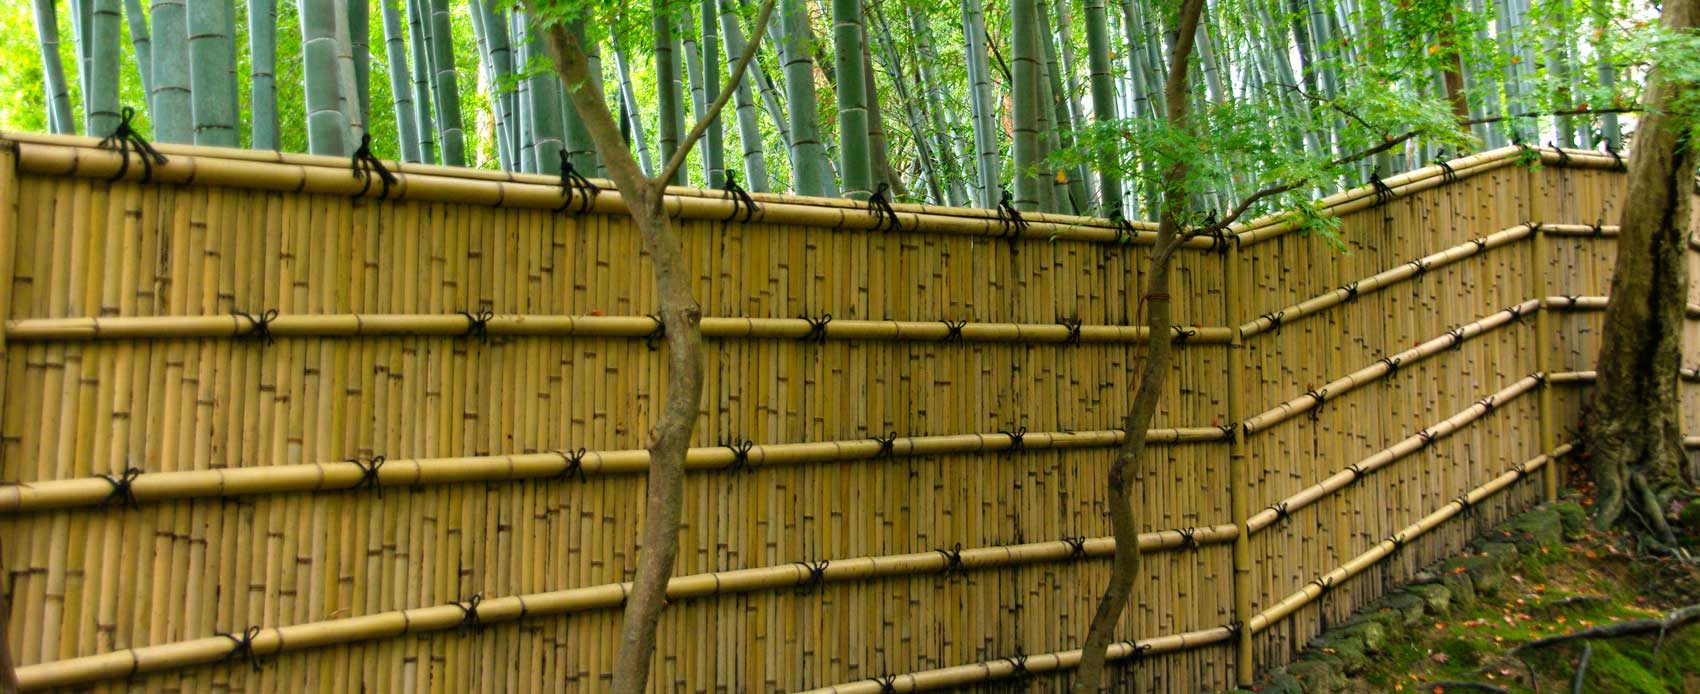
[0, 133, 1669, 692]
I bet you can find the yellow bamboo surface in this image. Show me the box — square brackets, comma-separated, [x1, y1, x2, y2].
[0, 134, 1666, 693]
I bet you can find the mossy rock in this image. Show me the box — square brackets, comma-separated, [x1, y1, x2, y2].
[1552, 501, 1588, 539]
[1286, 656, 1347, 694]
[1308, 634, 1368, 673]
[1476, 541, 1521, 570]
[1442, 555, 1505, 595]
[1380, 591, 1428, 625]
[1262, 671, 1304, 694]
[1345, 606, 1406, 634]
[1405, 583, 1452, 615]
[1441, 569, 1478, 607]
[1334, 620, 1387, 654]
[1498, 508, 1563, 548]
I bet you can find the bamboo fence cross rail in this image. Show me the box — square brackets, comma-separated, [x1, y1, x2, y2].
[0, 135, 1675, 692]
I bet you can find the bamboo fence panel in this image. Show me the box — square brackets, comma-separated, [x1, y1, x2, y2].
[0, 135, 1668, 693]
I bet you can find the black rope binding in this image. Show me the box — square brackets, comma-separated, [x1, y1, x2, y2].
[1340, 281, 1360, 303]
[1369, 171, 1395, 206]
[1380, 356, 1402, 374]
[1504, 304, 1526, 323]
[868, 182, 901, 232]
[1267, 501, 1292, 524]
[234, 309, 279, 347]
[97, 106, 168, 183]
[1605, 144, 1626, 171]
[724, 439, 755, 472]
[1126, 642, 1154, 661]
[1225, 620, 1245, 639]
[1591, 221, 1605, 237]
[97, 467, 143, 510]
[940, 319, 967, 342]
[556, 154, 601, 214]
[1386, 532, 1409, 555]
[1407, 258, 1429, 276]
[348, 455, 386, 495]
[1260, 310, 1285, 333]
[1346, 464, 1368, 484]
[1446, 327, 1466, 349]
[1550, 142, 1571, 167]
[1477, 395, 1498, 414]
[554, 447, 588, 482]
[1057, 317, 1082, 345]
[1306, 388, 1329, 420]
[1512, 462, 1532, 480]
[1177, 527, 1201, 551]
[459, 309, 494, 343]
[996, 188, 1028, 240]
[1110, 212, 1139, 245]
[1436, 151, 1458, 183]
[1471, 237, 1488, 253]
[1219, 423, 1237, 442]
[1309, 575, 1336, 595]
[870, 674, 899, 694]
[796, 560, 829, 592]
[1528, 221, 1544, 234]
[999, 426, 1027, 453]
[801, 313, 832, 343]
[350, 134, 398, 200]
[218, 625, 264, 672]
[1062, 536, 1087, 559]
[1005, 649, 1030, 678]
[936, 542, 964, 576]
[457, 593, 484, 632]
[721, 171, 759, 223]
[1455, 494, 1475, 518]
[1172, 326, 1198, 343]
[1415, 430, 1437, 449]
[644, 313, 666, 351]
[870, 431, 897, 458]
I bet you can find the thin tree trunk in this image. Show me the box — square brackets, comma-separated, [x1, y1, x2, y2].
[833, 0, 873, 199]
[428, 0, 465, 164]
[123, 0, 154, 116]
[476, 1, 517, 170]
[299, 0, 352, 154]
[964, 0, 999, 206]
[700, 2, 726, 187]
[187, 0, 238, 145]
[861, 31, 901, 196]
[381, 0, 421, 161]
[1073, 0, 1203, 689]
[719, 0, 770, 191]
[330, 0, 367, 145]
[614, 46, 657, 176]
[907, 4, 967, 206]
[563, 21, 601, 174]
[1587, 0, 1700, 546]
[1012, 0, 1042, 211]
[249, 0, 281, 150]
[656, 8, 685, 184]
[87, 0, 121, 136]
[348, 0, 370, 129]
[781, 0, 836, 195]
[1084, 0, 1122, 214]
[406, 0, 438, 163]
[32, 0, 77, 135]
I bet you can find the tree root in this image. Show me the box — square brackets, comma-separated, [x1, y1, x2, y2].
[1425, 681, 1508, 693]
[1569, 642, 1591, 694]
[1511, 603, 1700, 655]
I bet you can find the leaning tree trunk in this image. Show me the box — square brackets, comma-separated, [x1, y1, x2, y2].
[188, 0, 238, 146]
[250, 0, 281, 150]
[1588, 0, 1700, 548]
[1073, 0, 1204, 690]
[32, 0, 77, 134]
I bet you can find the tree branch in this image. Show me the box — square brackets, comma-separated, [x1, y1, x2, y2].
[1271, 82, 1378, 133]
[1512, 603, 1700, 655]
[655, 0, 778, 187]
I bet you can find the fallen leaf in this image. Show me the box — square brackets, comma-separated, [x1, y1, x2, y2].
[1431, 652, 1450, 664]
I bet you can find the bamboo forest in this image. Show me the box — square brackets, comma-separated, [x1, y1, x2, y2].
[1, 0, 1700, 692]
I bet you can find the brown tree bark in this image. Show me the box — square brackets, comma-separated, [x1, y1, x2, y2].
[527, 2, 775, 692]
[1588, 0, 1700, 547]
[1071, 0, 1205, 690]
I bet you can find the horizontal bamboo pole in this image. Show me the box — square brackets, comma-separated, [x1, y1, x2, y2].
[11, 527, 1235, 691]
[1249, 445, 1568, 633]
[1243, 301, 1541, 433]
[1, 313, 1234, 344]
[1246, 374, 1544, 533]
[0, 426, 1227, 513]
[1544, 295, 1700, 318]
[1549, 370, 1597, 384]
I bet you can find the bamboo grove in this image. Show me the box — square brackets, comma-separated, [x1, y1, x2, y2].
[1, 0, 1649, 218]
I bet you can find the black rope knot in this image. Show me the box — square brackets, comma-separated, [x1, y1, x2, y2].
[234, 309, 280, 346]
[1260, 310, 1285, 333]
[1471, 237, 1488, 253]
[721, 171, 759, 223]
[1006, 649, 1030, 678]
[1340, 282, 1359, 302]
[1225, 620, 1245, 638]
[1387, 532, 1408, 553]
[1528, 221, 1544, 234]
[1218, 423, 1237, 442]
[1346, 464, 1367, 484]
[1407, 258, 1429, 276]
[1267, 501, 1292, 524]
[1504, 304, 1526, 323]
[1550, 142, 1571, 167]
[1591, 221, 1605, 237]
[996, 189, 1029, 240]
[936, 542, 964, 575]
[870, 432, 897, 458]
[1057, 317, 1082, 345]
[556, 154, 601, 214]
[644, 314, 666, 351]
[1062, 536, 1087, 558]
[1309, 575, 1335, 595]
[1306, 388, 1329, 420]
[724, 439, 755, 472]
[1512, 462, 1532, 480]
[1416, 430, 1437, 449]
[796, 560, 829, 591]
[1437, 155, 1458, 183]
[97, 106, 168, 182]
[218, 625, 264, 671]
[1177, 527, 1201, 551]
[1606, 144, 1626, 171]
[1172, 326, 1198, 343]
[940, 319, 967, 342]
[868, 182, 901, 232]
[999, 426, 1027, 453]
[554, 447, 588, 482]
[801, 313, 832, 342]
[1446, 327, 1466, 349]
[1369, 171, 1395, 206]
[350, 133, 398, 200]
[1380, 356, 1402, 374]
[459, 309, 494, 343]
[1454, 494, 1475, 517]
[1109, 212, 1139, 245]
[1477, 395, 1497, 414]
[1534, 371, 1549, 386]
[1126, 642, 1153, 661]
[97, 467, 143, 510]
[347, 455, 386, 495]
[870, 674, 899, 694]
[457, 593, 483, 632]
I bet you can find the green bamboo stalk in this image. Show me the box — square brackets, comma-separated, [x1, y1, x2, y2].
[752, 42, 796, 172]
[475, 0, 516, 169]
[187, 0, 238, 146]
[862, 28, 898, 195]
[380, 0, 420, 161]
[123, 0, 154, 116]
[406, 0, 437, 163]
[149, 0, 190, 142]
[87, 0, 121, 136]
[701, 0, 726, 188]
[781, 0, 836, 195]
[298, 0, 352, 154]
[1033, 2, 1057, 214]
[655, 5, 685, 184]
[1083, 0, 1122, 214]
[348, 0, 370, 128]
[31, 0, 77, 134]
[332, 0, 367, 144]
[525, 23, 564, 174]
[466, 0, 501, 166]
[1053, 0, 1096, 212]
[1594, 0, 1620, 149]
[963, 0, 999, 206]
[870, 2, 942, 202]
[682, 15, 711, 183]
[613, 45, 656, 176]
[831, 0, 872, 199]
[249, 0, 280, 150]
[717, 0, 769, 191]
[907, 4, 968, 206]
[562, 21, 601, 174]
[1038, 2, 1085, 213]
[71, 0, 91, 113]
[514, 7, 534, 171]
[427, 0, 465, 164]
[1011, 0, 1042, 211]
[1546, 0, 1575, 145]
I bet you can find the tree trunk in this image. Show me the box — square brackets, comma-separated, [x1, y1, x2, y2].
[1587, 0, 1700, 547]
[700, 0, 726, 188]
[1083, 0, 1122, 214]
[250, 0, 281, 150]
[427, 0, 466, 164]
[1073, 0, 1203, 689]
[87, 0, 121, 136]
[656, 7, 685, 184]
[781, 0, 836, 195]
[123, 0, 154, 117]
[188, 0, 238, 146]
[718, 0, 770, 191]
[1011, 0, 1043, 211]
[406, 0, 438, 163]
[32, 0, 77, 135]
[833, 0, 873, 199]
[299, 0, 353, 155]
[381, 0, 421, 161]
[963, 0, 1000, 207]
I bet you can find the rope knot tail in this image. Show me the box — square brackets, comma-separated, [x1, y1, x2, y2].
[97, 467, 144, 510]
[998, 426, 1027, 453]
[1606, 145, 1626, 171]
[1062, 535, 1087, 558]
[218, 625, 264, 671]
[554, 447, 588, 482]
[1549, 142, 1571, 167]
[995, 188, 1028, 240]
[234, 309, 280, 347]
[1437, 155, 1458, 183]
[867, 182, 901, 232]
[1057, 317, 1082, 345]
[801, 313, 832, 342]
[644, 313, 666, 351]
[940, 319, 967, 342]
[1305, 388, 1329, 420]
[935, 542, 964, 576]
[347, 455, 387, 495]
[96, 105, 168, 182]
[870, 432, 897, 458]
[721, 171, 759, 223]
[350, 133, 398, 200]
[457, 593, 484, 632]
[795, 559, 830, 591]
[724, 439, 755, 472]
[556, 154, 602, 214]
[1369, 171, 1395, 206]
[459, 309, 495, 343]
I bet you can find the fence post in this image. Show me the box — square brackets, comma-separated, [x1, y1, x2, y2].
[0, 142, 17, 694]
[1529, 165, 1560, 502]
[1224, 239, 1255, 686]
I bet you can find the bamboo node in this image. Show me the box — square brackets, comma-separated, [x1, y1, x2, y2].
[556, 155, 600, 215]
[869, 432, 897, 459]
[723, 440, 755, 472]
[553, 448, 588, 482]
[350, 134, 398, 200]
[347, 456, 386, 496]
[96, 105, 167, 182]
[96, 467, 143, 510]
[456, 594, 484, 632]
[940, 320, 967, 342]
[801, 314, 833, 342]
[794, 560, 830, 592]
[721, 171, 759, 223]
[996, 189, 1028, 241]
[216, 625, 264, 672]
[868, 182, 901, 232]
[459, 309, 495, 343]
[1061, 536, 1087, 558]
[233, 309, 280, 347]
[935, 543, 964, 576]
[998, 427, 1027, 453]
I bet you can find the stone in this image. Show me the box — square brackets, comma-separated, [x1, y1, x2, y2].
[1380, 591, 1428, 625]
[1308, 634, 1368, 673]
[1553, 501, 1588, 539]
[1335, 620, 1388, 654]
[1286, 657, 1346, 694]
[1498, 508, 1563, 548]
[1262, 671, 1304, 694]
[1441, 568, 1478, 607]
[1477, 541, 1521, 570]
[1406, 583, 1452, 615]
[1443, 555, 1505, 595]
